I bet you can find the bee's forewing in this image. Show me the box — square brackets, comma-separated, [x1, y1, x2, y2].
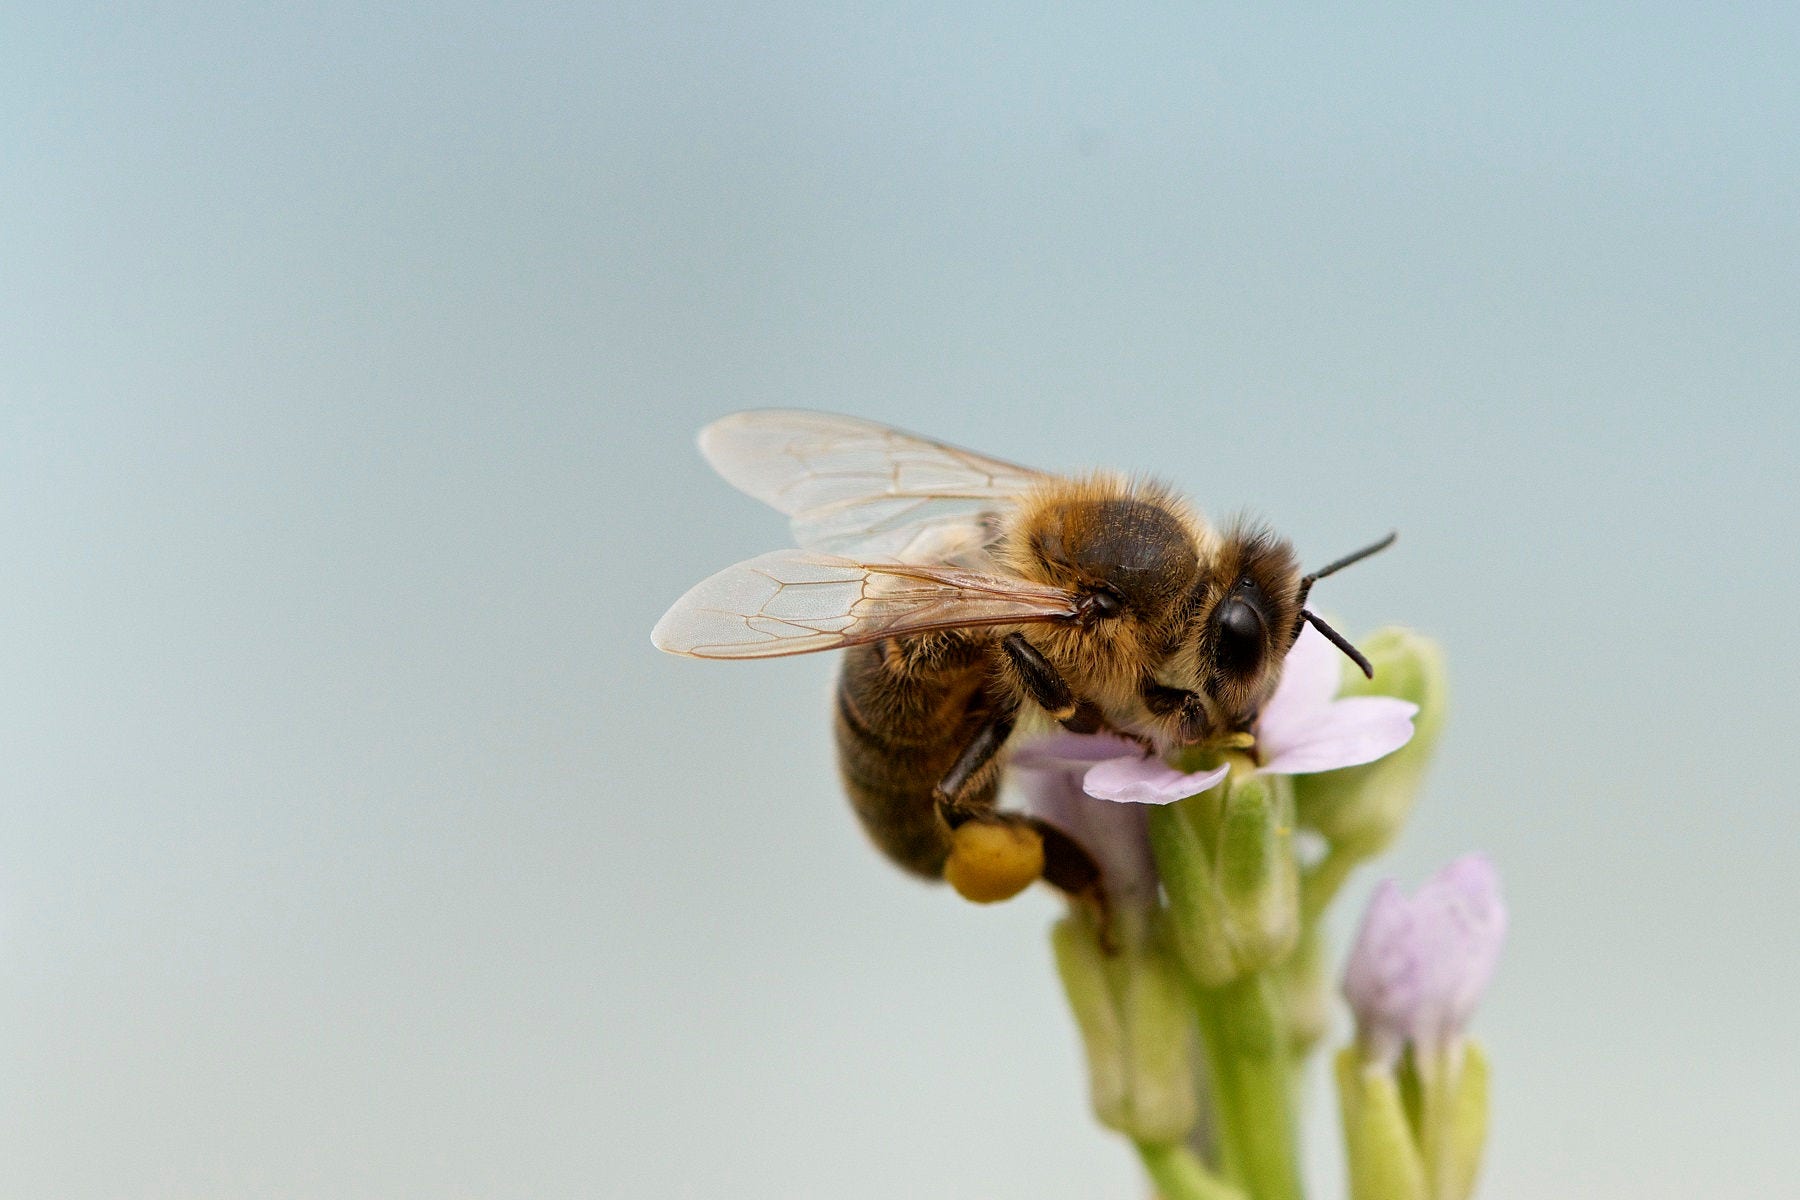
[696, 410, 1052, 559]
[651, 550, 1078, 660]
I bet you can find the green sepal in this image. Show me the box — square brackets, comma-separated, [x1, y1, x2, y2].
[1134, 1140, 1248, 1200]
[1416, 1040, 1491, 1200]
[1335, 1048, 1428, 1200]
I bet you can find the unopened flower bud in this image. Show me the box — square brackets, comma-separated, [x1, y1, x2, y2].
[1052, 917, 1198, 1144]
[1343, 854, 1505, 1062]
[1150, 766, 1299, 987]
[1339, 855, 1504, 1200]
[1294, 627, 1445, 855]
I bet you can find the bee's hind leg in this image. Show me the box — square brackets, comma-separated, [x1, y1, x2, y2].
[1032, 818, 1116, 949]
[946, 806, 1117, 951]
[931, 709, 1113, 948]
[932, 713, 1015, 812]
[933, 709, 1060, 907]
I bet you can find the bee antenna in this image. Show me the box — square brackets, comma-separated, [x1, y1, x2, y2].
[1302, 611, 1375, 679]
[1293, 531, 1398, 621]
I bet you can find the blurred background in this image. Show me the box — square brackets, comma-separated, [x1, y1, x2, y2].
[4, 4, 1797, 1197]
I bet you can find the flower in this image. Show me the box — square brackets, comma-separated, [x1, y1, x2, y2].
[1081, 621, 1421, 806]
[1011, 732, 1300, 983]
[1337, 855, 1504, 1200]
[1341, 854, 1507, 1064]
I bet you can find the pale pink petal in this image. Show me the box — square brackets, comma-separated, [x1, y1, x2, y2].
[1009, 731, 1143, 768]
[1257, 696, 1418, 775]
[1082, 755, 1230, 806]
[1411, 854, 1507, 1047]
[1013, 759, 1160, 912]
[1258, 621, 1343, 738]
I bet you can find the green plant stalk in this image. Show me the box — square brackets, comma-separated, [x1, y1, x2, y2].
[1299, 841, 1366, 925]
[1274, 922, 1329, 1068]
[1135, 1140, 1248, 1200]
[1190, 973, 1305, 1200]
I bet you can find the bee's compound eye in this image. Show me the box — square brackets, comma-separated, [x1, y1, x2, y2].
[1214, 596, 1267, 674]
[944, 821, 1044, 903]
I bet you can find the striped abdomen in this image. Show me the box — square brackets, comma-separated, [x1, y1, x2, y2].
[832, 635, 1003, 879]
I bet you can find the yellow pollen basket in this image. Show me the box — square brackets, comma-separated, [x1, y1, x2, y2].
[944, 821, 1045, 903]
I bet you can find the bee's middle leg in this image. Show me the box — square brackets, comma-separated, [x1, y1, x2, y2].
[932, 710, 1015, 813]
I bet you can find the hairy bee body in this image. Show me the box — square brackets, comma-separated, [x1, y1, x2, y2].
[830, 475, 1299, 883]
[653, 411, 1383, 911]
[994, 477, 1211, 731]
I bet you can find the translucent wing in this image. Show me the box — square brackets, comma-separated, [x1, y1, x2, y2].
[697, 410, 1053, 560]
[651, 550, 1078, 660]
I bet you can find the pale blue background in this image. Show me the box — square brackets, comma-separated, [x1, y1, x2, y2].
[4, 4, 1797, 1197]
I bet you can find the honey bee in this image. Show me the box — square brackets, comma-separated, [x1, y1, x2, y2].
[652, 411, 1391, 914]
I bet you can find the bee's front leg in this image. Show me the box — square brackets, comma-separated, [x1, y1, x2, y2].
[1000, 632, 1103, 733]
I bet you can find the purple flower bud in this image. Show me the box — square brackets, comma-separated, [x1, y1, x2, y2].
[1342, 854, 1507, 1063]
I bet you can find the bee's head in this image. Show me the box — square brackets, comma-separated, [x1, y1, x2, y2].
[1156, 527, 1397, 746]
[1186, 525, 1305, 730]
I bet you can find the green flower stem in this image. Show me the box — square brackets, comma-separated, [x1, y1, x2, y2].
[1274, 923, 1329, 1064]
[1191, 973, 1305, 1200]
[1134, 1140, 1247, 1200]
[1299, 841, 1366, 925]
